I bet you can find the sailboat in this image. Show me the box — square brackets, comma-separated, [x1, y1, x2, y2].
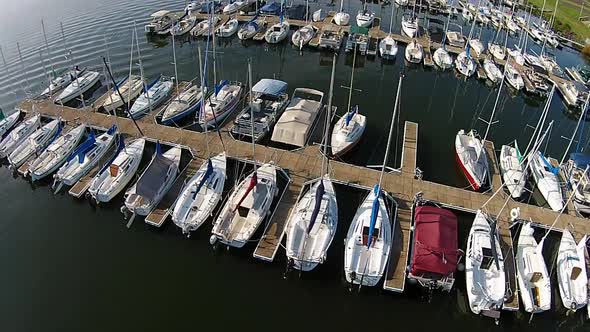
[129, 76, 174, 119]
[465, 210, 506, 315]
[516, 221, 551, 313]
[333, 0, 350, 26]
[53, 125, 118, 188]
[356, 0, 375, 28]
[8, 119, 60, 169]
[88, 138, 145, 203]
[285, 54, 339, 272]
[0, 111, 20, 138]
[100, 75, 144, 112]
[401, 13, 418, 38]
[434, 14, 453, 70]
[499, 142, 526, 199]
[238, 17, 265, 40]
[0, 114, 40, 159]
[379, 2, 398, 59]
[344, 75, 402, 287]
[331, 48, 366, 158]
[223, 0, 246, 14]
[483, 58, 503, 84]
[171, 16, 198, 36]
[217, 18, 239, 37]
[265, 14, 290, 43]
[210, 61, 278, 249]
[191, 16, 221, 37]
[556, 230, 588, 311]
[504, 62, 524, 90]
[54, 71, 100, 105]
[292, 0, 317, 49]
[404, 39, 423, 64]
[42, 67, 85, 97]
[162, 84, 207, 125]
[123, 143, 181, 216]
[529, 151, 563, 211]
[455, 129, 488, 190]
[28, 124, 85, 181]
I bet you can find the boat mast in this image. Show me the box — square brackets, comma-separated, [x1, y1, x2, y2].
[345, 43, 357, 115]
[171, 27, 181, 102]
[126, 26, 135, 110]
[482, 58, 508, 143]
[38, 48, 51, 97]
[16, 42, 31, 99]
[59, 22, 84, 108]
[41, 19, 56, 78]
[102, 33, 116, 117]
[0, 46, 18, 106]
[388, 0, 394, 35]
[524, 85, 554, 156]
[466, 0, 480, 43]
[322, 53, 336, 175]
[248, 59, 257, 173]
[559, 94, 590, 165]
[379, 75, 403, 189]
[441, 7, 451, 46]
[198, 45, 210, 158]
[212, 4, 217, 89]
[134, 21, 153, 114]
[523, 4, 533, 52]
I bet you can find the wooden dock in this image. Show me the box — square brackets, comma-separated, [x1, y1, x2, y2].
[145, 158, 201, 227]
[500, 221, 519, 311]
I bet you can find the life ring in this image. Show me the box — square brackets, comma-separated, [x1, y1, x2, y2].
[510, 207, 520, 221]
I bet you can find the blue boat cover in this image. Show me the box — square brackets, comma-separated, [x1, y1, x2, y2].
[307, 180, 325, 234]
[367, 185, 380, 248]
[67, 130, 95, 163]
[465, 43, 471, 59]
[539, 152, 559, 175]
[192, 159, 214, 199]
[143, 75, 161, 93]
[107, 124, 117, 135]
[215, 80, 228, 96]
[47, 122, 63, 147]
[260, 2, 281, 15]
[345, 105, 358, 126]
[252, 79, 288, 97]
[571, 153, 590, 169]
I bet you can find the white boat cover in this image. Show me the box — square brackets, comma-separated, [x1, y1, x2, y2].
[271, 93, 322, 147]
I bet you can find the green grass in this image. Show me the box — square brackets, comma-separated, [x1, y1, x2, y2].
[528, 0, 590, 42]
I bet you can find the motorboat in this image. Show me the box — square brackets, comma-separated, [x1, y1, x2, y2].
[556, 230, 588, 311]
[466, 210, 506, 316]
[468, 39, 485, 57]
[488, 43, 506, 61]
[286, 176, 338, 271]
[544, 31, 560, 48]
[172, 153, 227, 235]
[129, 76, 174, 119]
[504, 62, 524, 90]
[223, 0, 245, 14]
[455, 129, 488, 191]
[455, 51, 476, 78]
[145, 10, 174, 34]
[199, 81, 242, 128]
[334, 0, 350, 26]
[319, 28, 343, 50]
[356, 3, 375, 28]
[170, 16, 197, 36]
[54, 71, 100, 105]
[211, 163, 278, 248]
[123, 144, 181, 216]
[237, 18, 265, 40]
[483, 58, 503, 84]
[345, 33, 369, 54]
[0, 114, 40, 159]
[528, 151, 563, 211]
[539, 54, 561, 74]
[216, 18, 239, 37]
[191, 16, 221, 37]
[516, 222, 551, 313]
[291, 24, 317, 49]
[525, 70, 550, 96]
[505, 19, 520, 34]
[565, 66, 590, 85]
[507, 47, 525, 66]
[331, 106, 366, 157]
[404, 39, 423, 64]
[161, 84, 207, 125]
[524, 52, 544, 69]
[529, 27, 545, 43]
[42, 67, 84, 96]
[8, 119, 59, 169]
[265, 19, 290, 44]
[88, 138, 145, 203]
[433, 47, 453, 70]
[100, 75, 143, 112]
[0, 111, 20, 138]
[564, 153, 590, 215]
[557, 81, 584, 108]
[53, 125, 117, 187]
[344, 185, 391, 286]
[499, 143, 526, 199]
[408, 204, 460, 292]
[379, 35, 398, 59]
[401, 14, 418, 38]
[231, 79, 289, 142]
[271, 88, 324, 148]
[28, 124, 85, 181]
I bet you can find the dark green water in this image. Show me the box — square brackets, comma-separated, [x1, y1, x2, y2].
[1, 0, 589, 330]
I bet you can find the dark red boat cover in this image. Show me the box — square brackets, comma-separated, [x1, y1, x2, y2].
[410, 206, 459, 277]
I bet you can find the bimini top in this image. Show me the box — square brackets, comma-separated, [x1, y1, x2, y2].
[252, 79, 288, 97]
[136, 152, 175, 201]
[271, 88, 323, 147]
[150, 10, 172, 18]
[570, 153, 590, 169]
[410, 206, 459, 277]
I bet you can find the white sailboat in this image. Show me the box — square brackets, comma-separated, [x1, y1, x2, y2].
[404, 39, 423, 64]
[123, 143, 181, 216]
[483, 58, 503, 84]
[465, 210, 506, 315]
[344, 75, 402, 287]
[88, 138, 145, 203]
[265, 16, 290, 44]
[285, 54, 338, 272]
[356, 0, 375, 28]
[291, 0, 317, 49]
[334, 0, 350, 26]
[28, 124, 86, 181]
[0, 111, 20, 138]
[129, 77, 174, 119]
[191, 16, 221, 37]
[53, 125, 118, 188]
[529, 151, 563, 211]
[504, 62, 524, 90]
[210, 61, 278, 249]
[171, 16, 198, 36]
[54, 71, 100, 104]
[217, 18, 239, 37]
[379, 3, 398, 59]
[433, 12, 453, 70]
[455, 129, 488, 190]
[556, 230, 588, 311]
[8, 119, 60, 169]
[455, 50, 476, 77]
[0, 114, 40, 159]
[516, 222, 551, 313]
[499, 143, 526, 199]
[100, 75, 144, 112]
[401, 14, 418, 38]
